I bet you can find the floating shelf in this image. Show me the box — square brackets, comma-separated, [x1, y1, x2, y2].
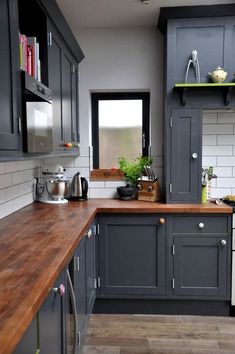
[174, 83, 235, 106]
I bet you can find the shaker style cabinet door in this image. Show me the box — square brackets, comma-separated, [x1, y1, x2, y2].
[39, 270, 66, 354]
[0, 0, 20, 151]
[85, 225, 96, 314]
[169, 108, 201, 203]
[97, 214, 166, 297]
[48, 20, 79, 150]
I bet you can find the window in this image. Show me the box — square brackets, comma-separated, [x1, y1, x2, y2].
[91, 92, 150, 169]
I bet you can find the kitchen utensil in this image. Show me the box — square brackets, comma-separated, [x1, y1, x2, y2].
[70, 172, 88, 200]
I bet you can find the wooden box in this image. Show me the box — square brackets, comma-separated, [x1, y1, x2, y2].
[137, 177, 161, 202]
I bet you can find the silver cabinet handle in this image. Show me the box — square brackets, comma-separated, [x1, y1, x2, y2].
[221, 239, 227, 246]
[67, 269, 78, 353]
[192, 152, 198, 159]
[198, 222, 204, 229]
[53, 284, 65, 296]
[87, 229, 92, 238]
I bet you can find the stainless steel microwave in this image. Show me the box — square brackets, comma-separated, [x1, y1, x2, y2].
[23, 101, 53, 153]
[22, 72, 53, 153]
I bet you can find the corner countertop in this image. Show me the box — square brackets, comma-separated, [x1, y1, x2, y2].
[0, 199, 232, 353]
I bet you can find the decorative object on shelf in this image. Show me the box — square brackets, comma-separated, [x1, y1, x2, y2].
[137, 176, 161, 202]
[117, 155, 153, 200]
[201, 167, 217, 203]
[208, 66, 227, 83]
[185, 50, 200, 83]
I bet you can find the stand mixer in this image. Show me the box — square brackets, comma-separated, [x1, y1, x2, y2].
[35, 164, 70, 204]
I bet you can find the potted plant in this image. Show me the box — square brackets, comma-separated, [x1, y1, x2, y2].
[117, 155, 153, 200]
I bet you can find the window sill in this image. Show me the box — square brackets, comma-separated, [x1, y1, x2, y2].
[90, 169, 124, 181]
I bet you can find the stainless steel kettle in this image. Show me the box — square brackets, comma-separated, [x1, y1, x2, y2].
[70, 172, 88, 200]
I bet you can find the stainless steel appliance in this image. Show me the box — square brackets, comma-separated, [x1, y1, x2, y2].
[21, 72, 53, 153]
[70, 172, 88, 200]
[35, 164, 69, 204]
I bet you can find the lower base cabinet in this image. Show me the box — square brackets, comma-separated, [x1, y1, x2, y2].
[170, 215, 231, 299]
[13, 316, 39, 354]
[97, 214, 166, 297]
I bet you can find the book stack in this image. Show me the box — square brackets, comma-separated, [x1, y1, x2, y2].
[19, 33, 41, 82]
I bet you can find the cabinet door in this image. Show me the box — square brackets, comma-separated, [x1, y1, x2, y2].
[62, 49, 78, 144]
[0, 0, 20, 150]
[85, 226, 96, 313]
[73, 237, 86, 333]
[48, 21, 78, 149]
[14, 315, 38, 354]
[173, 236, 229, 297]
[39, 270, 66, 354]
[98, 214, 165, 296]
[170, 108, 201, 203]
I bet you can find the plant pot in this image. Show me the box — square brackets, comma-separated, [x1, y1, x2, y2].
[117, 186, 137, 200]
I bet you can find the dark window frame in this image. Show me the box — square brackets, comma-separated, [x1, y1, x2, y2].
[91, 92, 150, 169]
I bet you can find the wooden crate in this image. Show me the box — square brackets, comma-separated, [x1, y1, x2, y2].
[137, 178, 161, 202]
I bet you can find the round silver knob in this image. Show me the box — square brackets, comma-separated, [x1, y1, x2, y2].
[221, 239, 227, 246]
[192, 152, 198, 159]
[198, 222, 204, 229]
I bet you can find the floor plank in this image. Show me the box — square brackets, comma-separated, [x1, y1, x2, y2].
[82, 314, 235, 354]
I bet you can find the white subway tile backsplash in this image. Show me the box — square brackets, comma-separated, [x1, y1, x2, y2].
[202, 146, 232, 156]
[5, 161, 18, 173]
[211, 188, 231, 198]
[202, 135, 217, 145]
[202, 156, 217, 167]
[64, 167, 89, 179]
[214, 167, 233, 177]
[0, 189, 6, 204]
[89, 181, 105, 188]
[217, 112, 235, 123]
[104, 181, 125, 188]
[203, 112, 218, 123]
[217, 156, 235, 166]
[74, 156, 90, 168]
[0, 200, 13, 219]
[0, 163, 5, 175]
[218, 135, 235, 145]
[0, 174, 13, 189]
[6, 185, 19, 201]
[217, 178, 235, 188]
[89, 188, 118, 199]
[203, 124, 233, 135]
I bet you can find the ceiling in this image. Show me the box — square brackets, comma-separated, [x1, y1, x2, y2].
[56, 0, 235, 30]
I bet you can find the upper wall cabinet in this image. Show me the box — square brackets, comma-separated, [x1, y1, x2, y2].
[0, 0, 21, 151]
[48, 21, 79, 150]
[0, 0, 84, 158]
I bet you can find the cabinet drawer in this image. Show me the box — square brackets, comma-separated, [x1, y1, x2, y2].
[172, 215, 229, 234]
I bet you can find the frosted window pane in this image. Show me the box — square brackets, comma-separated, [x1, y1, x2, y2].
[98, 100, 142, 168]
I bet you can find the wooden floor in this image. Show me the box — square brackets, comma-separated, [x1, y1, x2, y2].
[82, 314, 235, 354]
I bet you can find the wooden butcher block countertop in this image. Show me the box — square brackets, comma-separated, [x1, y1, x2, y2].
[0, 199, 232, 353]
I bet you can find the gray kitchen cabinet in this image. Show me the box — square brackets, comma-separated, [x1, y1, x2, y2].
[168, 108, 201, 203]
[97, 214, 166, 297]
[0, 0, 21, 152]
[48, 20, 79, 150]
[85, 224, 96, 314]
[13, 315, 39, 354]
[39, 269, 66, 354]
[169, 215, 231, 298]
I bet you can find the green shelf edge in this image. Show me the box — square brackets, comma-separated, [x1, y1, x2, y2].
[175, 83, 235, 88]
